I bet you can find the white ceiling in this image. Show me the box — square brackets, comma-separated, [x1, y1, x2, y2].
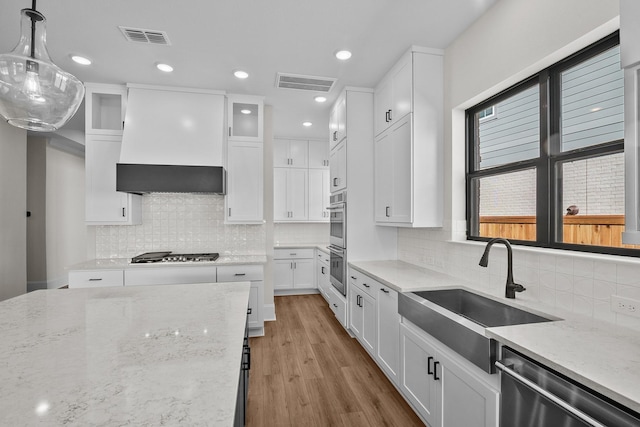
[0, 0, 497, 139]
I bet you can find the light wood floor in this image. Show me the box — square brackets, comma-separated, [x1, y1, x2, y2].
[246, 294, 424, 427]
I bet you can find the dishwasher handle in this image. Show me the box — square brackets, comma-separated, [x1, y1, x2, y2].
[495, 361, 606, 427]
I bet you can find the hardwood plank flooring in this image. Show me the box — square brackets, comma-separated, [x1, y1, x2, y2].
[246, 294, 423, 426]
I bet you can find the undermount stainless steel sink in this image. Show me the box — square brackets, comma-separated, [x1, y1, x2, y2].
[414, 288, 552, 328]
[398, 288, 557, 374]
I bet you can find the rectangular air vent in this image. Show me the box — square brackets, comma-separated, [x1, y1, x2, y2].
[276, 73, 337, 92]
[119, 26, 171, 45]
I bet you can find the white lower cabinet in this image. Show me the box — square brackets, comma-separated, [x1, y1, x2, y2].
[218, 265, 264, 333]
[328, 285, 347, 328]
[68, 269, 124, 288]
[349, 281, 377, 355]
[124, 266, 218, 286]
[316, 250, 330, 302]
[400, 321, 499, 427]
[377, 284, 400, 384]
[273, 248, 315, 291]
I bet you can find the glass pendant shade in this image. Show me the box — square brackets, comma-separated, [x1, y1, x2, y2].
[0, 7, 85, 132]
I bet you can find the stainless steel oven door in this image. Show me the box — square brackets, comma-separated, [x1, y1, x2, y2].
[329, 203, 345, 249]
[328, 245, 346, 296]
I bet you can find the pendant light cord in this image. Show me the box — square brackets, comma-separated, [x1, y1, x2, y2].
[29, 0, 37, 59]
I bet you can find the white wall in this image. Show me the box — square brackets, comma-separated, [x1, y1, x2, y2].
[396, 0, 640, 330]
[46, 145, 87, 288]
[0, 121, 27, 301]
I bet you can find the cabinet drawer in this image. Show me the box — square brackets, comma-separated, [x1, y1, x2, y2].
[316, 250, 330, 266]
[217, 265, 263, 282]
[349, 269, 377, 298]
[125, 266, 217, 286]
[329, 286, 347, 328]
[274, 248, 314, 259]
[68, 269, 124, 288]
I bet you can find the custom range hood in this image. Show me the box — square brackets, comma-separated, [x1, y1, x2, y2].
[117, 84, 227, 194]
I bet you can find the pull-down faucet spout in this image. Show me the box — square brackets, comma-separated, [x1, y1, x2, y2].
[479, 238, 526, 299]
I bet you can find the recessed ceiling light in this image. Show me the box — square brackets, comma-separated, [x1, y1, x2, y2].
[71, 55, 91, 65]
[303, 121, 313, 127]
[314, 96, 327, 103]
[241, 109, 251, 115]
[156, 63, 173, 72]
[335, 50, 352, 60]
[234, 70, 249, 79]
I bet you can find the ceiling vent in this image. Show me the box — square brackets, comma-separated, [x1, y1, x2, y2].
[276, 73, 337, 93]
[119, 26, 171, 45]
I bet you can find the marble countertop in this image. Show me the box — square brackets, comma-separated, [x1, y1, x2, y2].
[68, 254, 267, 271]
[0, 282, 250, 426]
[349, 259, 640, 413]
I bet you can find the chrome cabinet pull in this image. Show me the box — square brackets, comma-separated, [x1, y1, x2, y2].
[495, 361, 606, 427]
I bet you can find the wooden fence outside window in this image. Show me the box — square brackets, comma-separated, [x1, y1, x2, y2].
[479, 215, 640, 249]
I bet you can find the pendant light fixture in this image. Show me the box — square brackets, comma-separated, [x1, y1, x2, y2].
[0, 0, 85, 132]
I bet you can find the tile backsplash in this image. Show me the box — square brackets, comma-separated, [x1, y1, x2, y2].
[398, 227, 640, 331]
[274, 223, 329, 246]
[95, 194, 265, 259]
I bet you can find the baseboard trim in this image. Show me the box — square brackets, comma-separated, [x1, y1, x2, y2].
[264, 303, 276, 322]
[274, 289, 320, 296]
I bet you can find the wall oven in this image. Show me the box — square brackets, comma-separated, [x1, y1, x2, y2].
[329, 192, 346, 249]
[328, 244, 346, 296]
[496, 347, 640, 427]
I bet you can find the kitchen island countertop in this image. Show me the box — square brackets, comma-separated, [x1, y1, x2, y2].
[67, 254, 267, 271]
[349, 259, 640, 414]
[0, 282, 250, 426]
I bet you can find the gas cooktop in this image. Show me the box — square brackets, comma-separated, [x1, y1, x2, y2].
[130, 252, 220, 264]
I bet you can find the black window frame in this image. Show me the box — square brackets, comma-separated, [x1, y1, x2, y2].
[465, 31, 633, 256]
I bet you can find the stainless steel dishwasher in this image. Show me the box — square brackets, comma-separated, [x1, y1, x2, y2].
[496, 347, 640, 427]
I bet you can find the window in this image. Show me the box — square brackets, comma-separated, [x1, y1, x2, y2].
[466, 32, 637, 255]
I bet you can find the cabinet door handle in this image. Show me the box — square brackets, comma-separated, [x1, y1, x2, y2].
[247, 308, 252, 315]
[229, 127, 232, 137]
[385, 111, 389, 122]
[228, 208, 231, 217]
[321, 266, 325, 274]
[235, 273, 246, 276]
[333, 303, 338, 308]
[122, 207, 126, 217]
[88, 278, 103, 281]
[380, 287, 389, 294]
[428, 356, 434, 375]
[333, 131, 337, 141]
[293, 262, 296, 269]
[433, 361, 440, 381]
[363, 283, 370, 288]
[350, 276, 357, 280]
[385, 206, 390, 217]
[290, 253, 297, 256]
[388, 109, 392, 121]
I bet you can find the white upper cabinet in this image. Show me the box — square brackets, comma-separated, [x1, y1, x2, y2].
[225, 141, 263, 224]
[274, 138, 309, 168]
[84, 83, 141, 225]
[85, 134, 141, 225]
[308, 169, 330, 221]
[274, 168, 308, 221]
[308, 140, 330, 169]
[85, 83, 127, 136]
[374, 47, 444, 228]
[330, 140, 347, 193]
[228, 94, 264, 142]
[374, 54, 412, 137]
[329, 94, 347, 150]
